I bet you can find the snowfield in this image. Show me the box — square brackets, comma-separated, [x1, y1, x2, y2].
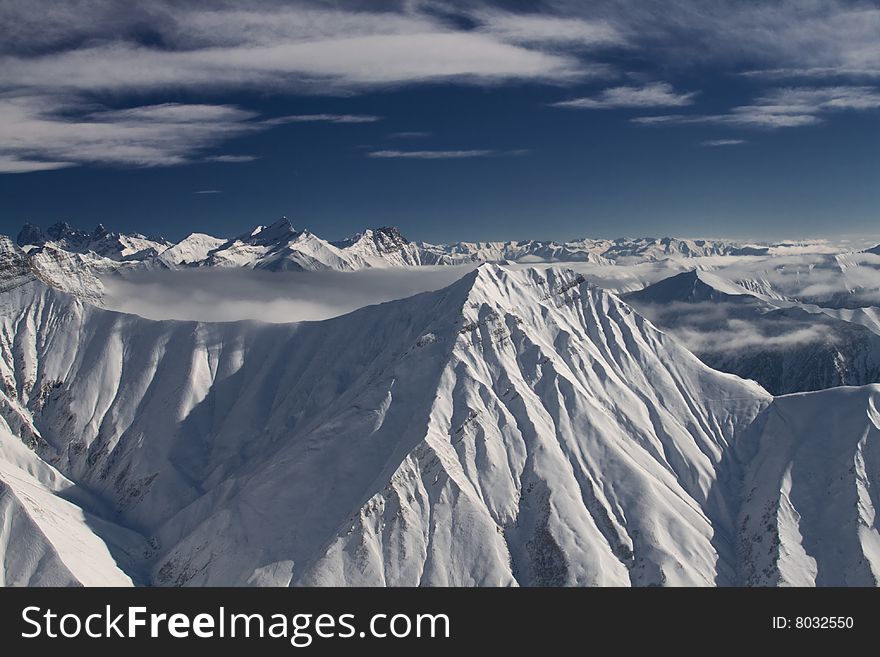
[1, 226, 879, 587]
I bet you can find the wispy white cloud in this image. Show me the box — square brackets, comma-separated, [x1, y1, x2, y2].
[0, 97, 261, 170]
[0, 3, 610, 174]
[263, 114, 381, 125]
[741, 67, 880, 80]
[635, 85, 880, 129]
[386, 131, 432, 139]
[205, 155, 259, 163]
[367, 148, 529, 160]
[194, 190, 222, 194]
[553, 82, 697, 109]
[0, 154, 75, 173]
[673, 320, 837, 353]
[367, 149, 494, 160]
[475, 11, 625, 48]
[3, 0, 879, 176]
[548, 1, 880, 80]
[0, 6, 591, 96]
[701, 139, 746, 147]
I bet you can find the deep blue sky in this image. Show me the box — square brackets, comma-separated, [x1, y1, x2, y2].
[1, 1, 878, 243]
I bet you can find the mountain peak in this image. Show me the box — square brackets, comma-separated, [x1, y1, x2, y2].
[242, 216, 296, 245]
[46, 221, 86, 242]
[624, 268, 751, 304]
[16, 222, 47, 247]
[362, 226, 408, 252]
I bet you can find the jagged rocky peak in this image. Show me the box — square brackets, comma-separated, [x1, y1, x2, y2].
[19, 220, 98, 248]
[0, 236, 36, 291]
[16, 222, 47, 247]
[364, 226, 409, 252]
[46, 220, 89, 243]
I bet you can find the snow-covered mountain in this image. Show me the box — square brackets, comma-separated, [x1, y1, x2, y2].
[736, 385, 880, 586]
[598, 236, 769, 261]
[18, 221, 170, 261]
[625, 269, 880, 395]
[432, 239, 611, 264]
[332, 227, 464, 266]
[3, 229, 880, 587]
[0, 255, 780, 586]
[13, 220, 805, 279]
[0, 424, 149, 586]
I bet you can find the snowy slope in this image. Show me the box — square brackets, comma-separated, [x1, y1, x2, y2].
[0, 424, 148, 586]
[736, 386, 880, 586]
[1, 262, 775, 586]
[156, 233, 227, 267]
[3, 249, 880, 587]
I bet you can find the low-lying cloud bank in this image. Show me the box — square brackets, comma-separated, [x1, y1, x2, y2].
[101, 265, 477, 323]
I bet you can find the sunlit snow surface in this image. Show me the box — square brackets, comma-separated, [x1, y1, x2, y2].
[2, 230, 880, 586]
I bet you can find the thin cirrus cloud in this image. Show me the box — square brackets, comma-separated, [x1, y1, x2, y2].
[206, 155, 260, 163]
[2, 1, 880, 176]
[195, 190, 222, 194]
[0, 102, 377, 173]
[701, 139, 746, 147]
[0, 98, 261, 173]
[0, 6, 593, 95]
[0, 2, 615, 174]
[367, 149, 528, 160]
[474, 11, 625, 48]
[262, 114, 382, 126]
[634, 85, 880, 129]
[552, 83, 697, 109]
[386, 131, 432, 139]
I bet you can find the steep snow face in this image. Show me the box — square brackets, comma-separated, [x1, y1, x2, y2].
[625, 270, 880, 395]
[156, 233, 227, 267]
[7, 257, 880, 587]
[736, 386, 880, 586]
[0, 262, 772, 586]
[0, 424, 148, 586]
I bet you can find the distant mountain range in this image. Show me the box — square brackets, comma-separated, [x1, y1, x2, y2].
[16, 217, 777, 274]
